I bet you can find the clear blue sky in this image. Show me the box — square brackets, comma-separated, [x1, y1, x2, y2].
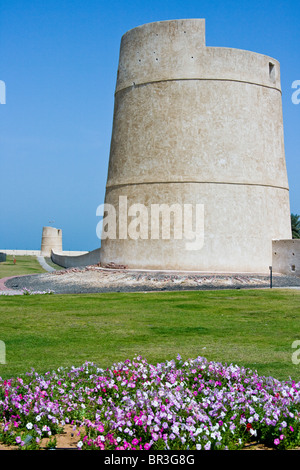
[0, 0, 299, 251]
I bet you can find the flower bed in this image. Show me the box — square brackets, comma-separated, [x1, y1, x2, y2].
[1, 355, 300, 450]
[0, 288, 54, 296]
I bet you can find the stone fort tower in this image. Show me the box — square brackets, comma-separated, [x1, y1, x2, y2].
[99, 19, 292, 273]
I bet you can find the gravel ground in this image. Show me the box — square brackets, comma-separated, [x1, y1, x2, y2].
[3, 265, 300, 294]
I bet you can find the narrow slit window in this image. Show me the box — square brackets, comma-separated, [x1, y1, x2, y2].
[269, 62, 275, 82]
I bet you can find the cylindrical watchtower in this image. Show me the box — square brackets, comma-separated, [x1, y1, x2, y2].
[100, 19, 291, 273]
[41, 226, 63, 257]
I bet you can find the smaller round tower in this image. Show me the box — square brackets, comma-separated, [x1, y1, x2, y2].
[41, 226, 62, 257]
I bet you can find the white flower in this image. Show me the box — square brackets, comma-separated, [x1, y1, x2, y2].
[171, 424, 180, 434]
[77, 441, 83, 448]
[26, 422, 33, 430]
[204, 441, 211, 450]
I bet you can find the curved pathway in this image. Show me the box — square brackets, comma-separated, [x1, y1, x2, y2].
[36, 256, 56, 273]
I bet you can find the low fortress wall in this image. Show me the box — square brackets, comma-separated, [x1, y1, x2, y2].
[0, 250, 42, 256]
[51, 248, 100, 268]
[0, 249, 88, 257]
[272, 239, 300, 276]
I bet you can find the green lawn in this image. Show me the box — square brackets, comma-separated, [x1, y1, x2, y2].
[0, 255, 46, 278]
[1, 288, 300, 381]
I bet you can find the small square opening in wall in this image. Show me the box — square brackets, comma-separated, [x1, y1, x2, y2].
[269, 62, 275, 82]
[291, 265, 296, 272]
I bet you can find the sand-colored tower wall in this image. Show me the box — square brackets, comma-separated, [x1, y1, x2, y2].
[100, 19, 292, 273]
[41, 226, 63, 257]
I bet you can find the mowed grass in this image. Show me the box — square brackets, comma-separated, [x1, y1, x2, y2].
[1, 288, 300, 381]
[0, 255, 46, 278]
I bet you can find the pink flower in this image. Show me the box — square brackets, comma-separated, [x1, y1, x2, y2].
[144, 443, 151, 450]
[132, 438, 139, 446]
[280, 435, 284, 440]
[290, 426, 294, 432]
[97, 424, 104, 433]
[274, 439, 280, 445]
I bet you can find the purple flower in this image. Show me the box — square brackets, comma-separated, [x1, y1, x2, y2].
[2, 354, 300, 451]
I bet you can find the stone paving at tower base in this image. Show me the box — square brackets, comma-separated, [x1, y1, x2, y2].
[2, 266, 300, 295]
